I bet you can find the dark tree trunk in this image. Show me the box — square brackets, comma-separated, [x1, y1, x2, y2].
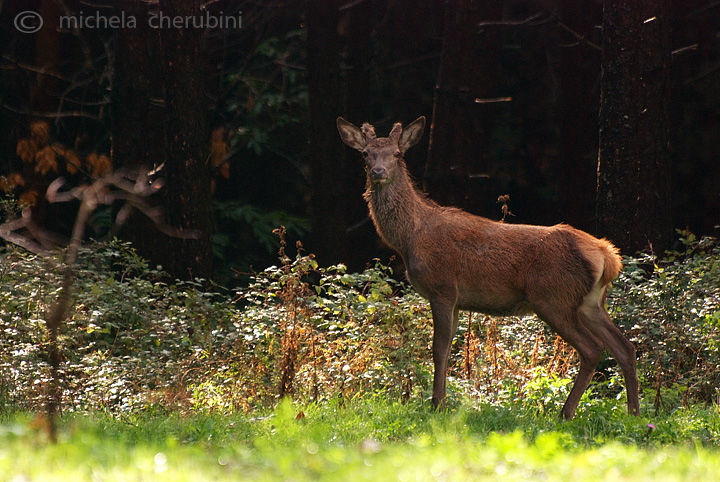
[111, 2, 164, 171]
[155, 0, 213, 279]
[597, 0, 673, 254]
[553, 0, 603, 232]
[341, 0, 375, 270]
[24, 0, 64, 229]
[111, 1, 167, 267]
[424, 0, 503, 212]
[306, 0, 347, 265]
[32, 0, 61, 113]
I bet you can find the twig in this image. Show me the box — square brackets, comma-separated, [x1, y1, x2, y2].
[557, 22, 602, 52]
[475, 97, 512, 104]
[339, 0, 369, 12]
[672, 44, 698, 57]
[477, 11, 548, 28]
[0, 103, 102, 121]
[44, 179, 103, 443]
[0, 55, 72, 82]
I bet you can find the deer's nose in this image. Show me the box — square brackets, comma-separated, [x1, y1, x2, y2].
[370, 167, 387, 179]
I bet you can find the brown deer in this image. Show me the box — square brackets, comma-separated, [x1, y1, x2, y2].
[337, 116, 639, 420]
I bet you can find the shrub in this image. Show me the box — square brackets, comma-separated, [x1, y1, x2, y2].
[609, 233, 720, 411]
[1, 233, 718, 416]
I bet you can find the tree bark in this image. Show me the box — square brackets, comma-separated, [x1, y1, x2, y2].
[111, 1, 164, 171]
[554, 0, 602, 232]
[111, 1, 168, 268]
[341, 0, 375, 270]
[597, 0, 673, 254]
[306, 0, 347, 265]
[424, 0, 503, 212]
[156, 0, 213, 279]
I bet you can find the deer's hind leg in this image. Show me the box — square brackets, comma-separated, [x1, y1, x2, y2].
[533, 303, 605, 420]
[577, 289, 640, 416]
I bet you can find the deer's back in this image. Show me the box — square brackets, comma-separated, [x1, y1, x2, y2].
[404, 208, 600, 315]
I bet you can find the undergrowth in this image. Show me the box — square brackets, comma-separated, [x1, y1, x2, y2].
[3, 397, 720, 482]
[0, 232, 719, 417]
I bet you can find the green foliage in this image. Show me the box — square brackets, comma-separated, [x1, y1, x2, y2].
[0, 240, 233, 412]
[3, 399, 720, 481]
[608, 232, 720, 411]
[213, 200, 309, 255]
[1, 234, 719, 420]
[0, 190, 22, 222]
[218, 245, 434, 408]
[2, 234, 720, 479]
[224, 29, 308, 156]
[212, 200, 309, 285]
[0, 239, 431, 413]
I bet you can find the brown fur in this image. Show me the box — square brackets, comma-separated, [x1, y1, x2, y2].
[337, 116, 639, 419]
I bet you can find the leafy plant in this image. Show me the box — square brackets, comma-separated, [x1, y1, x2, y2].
[224, 30, 308, 156]
[1, 233, 719, 418]
[608, 233, 720, 411]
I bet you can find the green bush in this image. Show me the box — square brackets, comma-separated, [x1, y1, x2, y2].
[1, 233, 719, 416]
[609, 232, 720, 410]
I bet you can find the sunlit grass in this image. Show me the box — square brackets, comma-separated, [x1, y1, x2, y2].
[2, 397, 720, 481]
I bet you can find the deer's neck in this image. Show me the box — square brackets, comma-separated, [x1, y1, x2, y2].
[364, 166, 434, 259]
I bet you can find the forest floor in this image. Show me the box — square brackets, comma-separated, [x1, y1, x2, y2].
[2, 396, 720, 481]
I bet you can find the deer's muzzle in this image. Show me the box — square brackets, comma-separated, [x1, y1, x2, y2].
[370, 167, 387, 181]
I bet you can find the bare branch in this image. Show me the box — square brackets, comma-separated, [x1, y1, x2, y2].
[0, 55, 72, 82]
[475, 97, 512, 104]
[477, 12, 549, 28]
[557, 22, 602, 53]
[339, 0, 369, 12]
[672, 44, 698, 57]
[1, 168, 200, 257]
[0, 103, 103, 121]
[0, 217, 48, 254]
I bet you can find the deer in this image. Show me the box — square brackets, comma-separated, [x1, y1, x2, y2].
[337, 116, 640, 420]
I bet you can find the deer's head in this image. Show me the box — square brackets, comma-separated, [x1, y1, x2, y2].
[337, 116, 426, 185]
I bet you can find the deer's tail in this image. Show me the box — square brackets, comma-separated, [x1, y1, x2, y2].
[599, 240, 623, 287]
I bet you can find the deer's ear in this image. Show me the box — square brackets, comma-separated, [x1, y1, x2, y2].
[337, 117, 367, 151]
[399, 116, 426, 152]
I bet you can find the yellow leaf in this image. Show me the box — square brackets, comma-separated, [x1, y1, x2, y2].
[34, 146, 58, 175]
[30, 120, 50, 143]
[55, 144, 82, 175]
[9, 172, 25, 187]
[16, 138, 36, 163]
[86, 152, 112, 178]
[19, 189, 38, 206]
[210, 127, 230, 179]
[0, 173, 25, 192]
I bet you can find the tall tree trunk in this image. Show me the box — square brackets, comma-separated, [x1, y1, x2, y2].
[111, 1, 166, 266]
[111, 2, 164, 171]
[25, 0, 63, 229]
[424, 0, 503, 212]
[306, 0, 347, 265]
[341, 0, 374, 270]
[156, 0, 213, 279]
[597, 0, 673, 254]
[554, 0, 602, 232]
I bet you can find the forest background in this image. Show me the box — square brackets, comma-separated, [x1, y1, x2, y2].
[0, 0, 718, 285]
[2, 5, 720, 475]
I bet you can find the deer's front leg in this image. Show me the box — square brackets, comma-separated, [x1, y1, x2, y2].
[430, 299, 460, 409]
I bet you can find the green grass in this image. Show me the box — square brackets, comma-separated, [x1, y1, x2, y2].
[1, 236, 719, 480]
[2, 397, 720, 481]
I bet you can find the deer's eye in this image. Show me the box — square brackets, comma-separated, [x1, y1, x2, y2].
[394, 151, 401, 158]
[362, 151, 369, 158]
